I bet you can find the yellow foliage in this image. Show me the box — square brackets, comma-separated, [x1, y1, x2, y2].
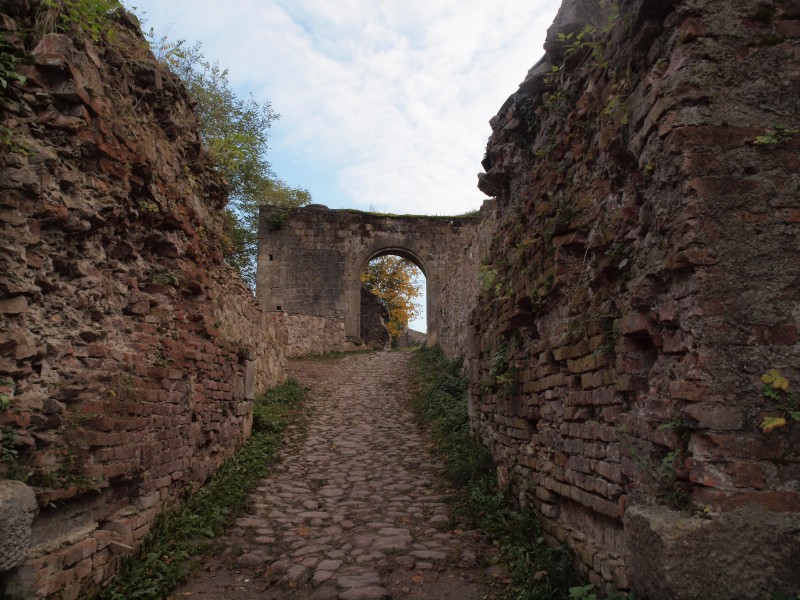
[760, 416, 787, 433]
[361, 256, 422, 340]
[761, 369, 789, 391]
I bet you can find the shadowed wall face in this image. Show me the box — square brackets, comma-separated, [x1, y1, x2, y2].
[470, 0, 800, 595]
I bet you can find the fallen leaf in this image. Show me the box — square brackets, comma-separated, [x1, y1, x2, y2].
[412, 574, 424, 585]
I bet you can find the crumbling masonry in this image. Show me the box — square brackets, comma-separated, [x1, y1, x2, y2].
[1, 0, 799, 598]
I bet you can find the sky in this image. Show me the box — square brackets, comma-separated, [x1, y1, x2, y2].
[126, 0, 562, 329]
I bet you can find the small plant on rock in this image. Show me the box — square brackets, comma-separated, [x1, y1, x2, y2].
[37, 0, 122, 40]
[754, 125, 799, 146]
[760, 369, 799, 432]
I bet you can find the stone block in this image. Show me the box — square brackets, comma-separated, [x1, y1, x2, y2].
[624, 504, 800, 599]
[0, 480, 37, 573]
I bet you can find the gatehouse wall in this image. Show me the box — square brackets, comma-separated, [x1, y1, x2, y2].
[256, 206, 482, 348]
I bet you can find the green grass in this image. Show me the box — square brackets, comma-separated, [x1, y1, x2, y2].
[410, 347, 576, 599]
[99, 379, 306, 600]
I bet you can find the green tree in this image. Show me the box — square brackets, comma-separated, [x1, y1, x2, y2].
[361, 256, 422, 340]
[149, 35, 310, 288]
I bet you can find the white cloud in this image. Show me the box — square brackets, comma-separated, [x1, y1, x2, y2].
[129, 0, 561, 215]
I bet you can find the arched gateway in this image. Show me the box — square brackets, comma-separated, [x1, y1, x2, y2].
[256, 205, 480, 345]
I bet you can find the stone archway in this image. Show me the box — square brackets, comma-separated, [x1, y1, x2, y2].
[256, 205, 480, 346]
[350, 246, 429, 345]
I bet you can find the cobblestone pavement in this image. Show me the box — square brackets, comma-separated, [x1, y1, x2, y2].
[172, 351, 505, 600]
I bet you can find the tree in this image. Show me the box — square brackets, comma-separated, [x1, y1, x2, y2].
[149, 35, 310, 288]
[361, 256, 422, 340]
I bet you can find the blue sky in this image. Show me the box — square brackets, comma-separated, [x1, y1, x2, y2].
[126, 0, 562, 329]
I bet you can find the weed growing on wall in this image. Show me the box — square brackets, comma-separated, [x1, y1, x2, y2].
[0, 35, 29, 152]
[100, 379, 306, 600]
[760, 369, 799, 432]
[754, 126, 799, 146]
[37, 0, 122, 40]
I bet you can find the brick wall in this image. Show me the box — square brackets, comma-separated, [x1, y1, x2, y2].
[0, 5, 285, 598]
[473, 0, 800, 594]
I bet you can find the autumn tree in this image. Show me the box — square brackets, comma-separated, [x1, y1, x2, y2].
[149, 35, 310, 288]
[361, 256, 423, 340]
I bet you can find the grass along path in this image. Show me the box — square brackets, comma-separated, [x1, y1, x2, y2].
[409, 347, 637, 600]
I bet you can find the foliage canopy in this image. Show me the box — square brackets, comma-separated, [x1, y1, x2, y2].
[149, 34, 310, 288]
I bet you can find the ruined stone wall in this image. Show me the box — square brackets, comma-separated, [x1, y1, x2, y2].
[472, 0, 800, 596]
[0, 4, 285, 598]
[273, 313, 350, 357]
[257, 206, 479, 345]
[435, 200, 498, 361]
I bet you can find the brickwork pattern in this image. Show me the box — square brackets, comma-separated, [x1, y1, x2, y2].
[473, 0, 800, 589]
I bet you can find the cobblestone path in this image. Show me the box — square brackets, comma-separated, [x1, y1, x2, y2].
[171, 351, 505, 600]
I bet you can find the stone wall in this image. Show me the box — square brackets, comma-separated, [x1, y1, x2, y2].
[273, 313, 354, 358]
[472, 0, 800, 596]
[360, 286, 391, 350]
[396, 328, 427, 349]
[257, 205, 480, 345]
[0, 4, 285, 598]
[435, 200, 498, 361]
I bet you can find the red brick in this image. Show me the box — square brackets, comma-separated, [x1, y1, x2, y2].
[749, 322, 798, 345]
[620, 312, 650, 335]
[693, 488, 800, 513]
[681, 151, 725, 175]
[687, 458, 730, 488]
[60, 537, 97, 568]
[678, 17, 708, 42]
[724, 461, 767, 489]
[42, 568, 76, 596]
[568, 354, 599, 373]
[662, 329, 691, 353]
[668, 126, 767, 149]
[737, 210, 769, 224]
[594, 461, 623, 483]
[591, 494, 622, 519]
[776, 19, 800, 36]
[690, 433, 785, 461]
[685, 176, 760, 198]
[682, 403, 743, 430]
[669, 380, 721, 402]
[663, 248, 718, 270]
